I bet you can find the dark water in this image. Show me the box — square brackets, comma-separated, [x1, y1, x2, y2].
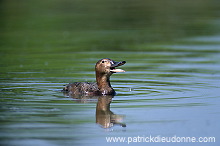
[1, 0, 220, 146]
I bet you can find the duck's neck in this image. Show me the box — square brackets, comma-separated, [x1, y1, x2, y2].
[96, 72, 114, 95]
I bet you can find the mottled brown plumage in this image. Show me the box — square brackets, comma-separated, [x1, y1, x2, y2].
[63, 58, 126, 96]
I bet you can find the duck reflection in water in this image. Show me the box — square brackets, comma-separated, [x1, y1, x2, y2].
[62, 58, 126, 128]
[96, 95, 126, 129]
[63, 93, 126, 129]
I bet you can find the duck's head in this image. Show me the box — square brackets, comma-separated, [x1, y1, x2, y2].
[95, 58, 126, 75]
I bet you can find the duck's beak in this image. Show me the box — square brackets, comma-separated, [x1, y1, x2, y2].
[110, 61, 126, 73]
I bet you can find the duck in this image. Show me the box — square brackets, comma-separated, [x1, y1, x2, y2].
[62, 58, 126, 96]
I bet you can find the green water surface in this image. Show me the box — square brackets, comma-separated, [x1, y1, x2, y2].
[1, 0, 220, 146]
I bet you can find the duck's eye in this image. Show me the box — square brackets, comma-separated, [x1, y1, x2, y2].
[102, 61, 105, 63]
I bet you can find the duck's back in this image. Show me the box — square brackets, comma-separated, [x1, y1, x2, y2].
[63, 82, 100, 95]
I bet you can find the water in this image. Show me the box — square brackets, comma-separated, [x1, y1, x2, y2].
[1, 0, 220, 146]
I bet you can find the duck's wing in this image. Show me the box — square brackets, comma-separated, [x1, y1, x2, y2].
[63, 82, 99, 95]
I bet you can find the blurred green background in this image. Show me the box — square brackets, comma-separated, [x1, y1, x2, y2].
[1, 0, 220, 54]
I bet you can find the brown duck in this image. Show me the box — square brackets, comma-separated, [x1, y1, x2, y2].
[63, 58, 126, 96]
